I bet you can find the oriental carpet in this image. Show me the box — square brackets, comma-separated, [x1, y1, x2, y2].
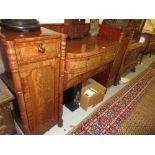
[68, 64, 155, 135]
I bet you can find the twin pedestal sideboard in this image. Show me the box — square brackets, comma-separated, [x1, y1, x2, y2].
[0, 27, 143, 134]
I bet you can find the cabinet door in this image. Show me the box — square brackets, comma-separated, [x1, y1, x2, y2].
[19, 58, 59, 134]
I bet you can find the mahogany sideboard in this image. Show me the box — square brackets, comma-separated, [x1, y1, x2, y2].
[0, 24, 143, 134]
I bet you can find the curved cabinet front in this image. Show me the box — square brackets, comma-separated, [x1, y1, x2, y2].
[64, 45, 117, 90]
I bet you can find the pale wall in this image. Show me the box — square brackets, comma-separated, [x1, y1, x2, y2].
[142, 19, 155, 34]
[142, 19, 154, 33]
[39, 19, 65, 23]
[150, 19, 155, 28]
[38, 19, 104, 24]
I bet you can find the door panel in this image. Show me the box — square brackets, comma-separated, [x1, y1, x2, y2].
[19, 59, 59, 134]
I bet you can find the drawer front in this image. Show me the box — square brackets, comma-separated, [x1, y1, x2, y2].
[15, 39, 61, 65]
[65, 49, 115, 74]
[86, 55, 101, 71]
[66, 54, 102, 73]
[101, 46, 116, 63]
[65, 57, 87, 74]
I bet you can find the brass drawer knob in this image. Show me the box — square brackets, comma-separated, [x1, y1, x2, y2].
[38, 43, 45, 53]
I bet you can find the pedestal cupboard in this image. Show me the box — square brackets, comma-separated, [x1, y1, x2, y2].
[0, 27, 67, 134]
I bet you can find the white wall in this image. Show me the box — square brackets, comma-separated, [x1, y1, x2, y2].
[39, 19, 65, 23]
[38, 19, 103, 24]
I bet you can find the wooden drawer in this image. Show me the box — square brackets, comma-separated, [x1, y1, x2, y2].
[65, 46, 115, 75]
[64, 44, 117, 89]
[64, 53, 106, 88]
[86, 55, 101, 71]
[65, 54, 101, 74]
[65, 57, 87, 74]
[15, 39, 61, 65]
[100, 46, 116, 63]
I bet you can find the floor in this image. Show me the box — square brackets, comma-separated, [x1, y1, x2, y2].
[44, 54, 155, 135]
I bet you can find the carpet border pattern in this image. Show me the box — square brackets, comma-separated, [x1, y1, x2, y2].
[68, 68, 155, 135]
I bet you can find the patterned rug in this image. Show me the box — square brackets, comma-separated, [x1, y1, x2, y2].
[68, 65, 155, 135]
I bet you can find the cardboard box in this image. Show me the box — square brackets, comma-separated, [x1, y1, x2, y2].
[80, 79, 106, 111]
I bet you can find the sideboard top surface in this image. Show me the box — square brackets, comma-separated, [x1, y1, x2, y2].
[66, 36, 118, 54]
[0, 27, 67, 42]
